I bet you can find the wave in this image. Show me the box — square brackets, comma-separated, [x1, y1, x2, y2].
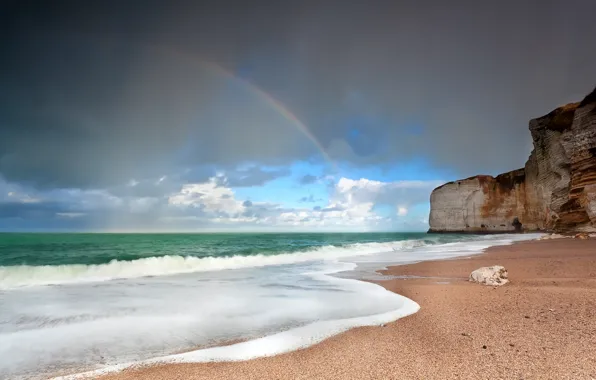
[0, 240, 427, 289]
[53, 291, 420, 380]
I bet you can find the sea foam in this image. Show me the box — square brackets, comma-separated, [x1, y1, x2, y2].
[0, 240, 425, 289]
[52, 269, 420, 380]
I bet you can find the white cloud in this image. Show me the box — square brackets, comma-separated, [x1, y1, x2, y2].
[210, 216, 258, 224]
[244, 177, 435, 229]
[56, 212, 86, 218]
[333, 178, 442, 207]
[323, 177, 439, 226]
[164, 175, 439, 230]
[168, 177, 245, 216]
[5, 191, 41, 204]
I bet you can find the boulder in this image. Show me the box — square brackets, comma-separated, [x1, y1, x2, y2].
[575, 232, 589, 240]
[469, 265, 509, 286]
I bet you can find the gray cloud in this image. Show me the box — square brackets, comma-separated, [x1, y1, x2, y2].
[0, 201, 68, 219]
[0, 33, 309, 189]
[299, 195, 322, 203]
[107, 178, 179, 198]
[219, 167, 291, 188]
[299, 175, 319, 185]
[320, 205, 346, 212]
[1, 1, 595, 193]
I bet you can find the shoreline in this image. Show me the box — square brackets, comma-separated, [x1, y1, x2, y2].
[66, 237, 595, 379]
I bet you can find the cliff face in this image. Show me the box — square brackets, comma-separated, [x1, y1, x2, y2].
[429, 87, 596, 233]
[429, 170, 527, 233]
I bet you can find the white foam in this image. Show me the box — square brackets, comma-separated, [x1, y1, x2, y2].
[0, 260, 415, 379]
[0, 240, 424, 289]
[52, 273, 419, 380]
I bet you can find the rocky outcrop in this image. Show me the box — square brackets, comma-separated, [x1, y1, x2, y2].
[469, 265, 509, 286]
[429, 87, 596, 233]
[429, 169, 527, 233]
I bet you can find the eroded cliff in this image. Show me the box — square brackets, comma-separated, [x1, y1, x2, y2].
[429, 87, 596, 233]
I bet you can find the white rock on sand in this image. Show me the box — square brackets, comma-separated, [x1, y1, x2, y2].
[469, 265, 509, 286]
[538, 233, 567, 240]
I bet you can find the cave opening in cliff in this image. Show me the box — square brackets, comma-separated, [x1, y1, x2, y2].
[512, 217, 522, 232]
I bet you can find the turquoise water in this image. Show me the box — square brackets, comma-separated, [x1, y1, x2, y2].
[0, 232, 433, 266]
[0, 232, 537, 379]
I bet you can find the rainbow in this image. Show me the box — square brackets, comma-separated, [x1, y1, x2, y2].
[152, 44, 335, 171]
[200, 61, 336, 171]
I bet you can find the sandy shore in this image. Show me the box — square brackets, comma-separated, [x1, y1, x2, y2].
[98, 238, 596, 380]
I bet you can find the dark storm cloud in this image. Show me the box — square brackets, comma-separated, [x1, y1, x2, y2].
[0, 201, 69, 219]
[0, 197, 97, 231]
[1, 0, 595, 191]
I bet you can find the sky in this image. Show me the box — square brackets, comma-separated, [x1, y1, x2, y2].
[0, 0, 594, 232]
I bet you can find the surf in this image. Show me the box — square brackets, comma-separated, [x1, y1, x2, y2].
[0, 239, 428, 289]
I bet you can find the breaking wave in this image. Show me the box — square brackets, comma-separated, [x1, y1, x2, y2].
[0, 240, 428, 289]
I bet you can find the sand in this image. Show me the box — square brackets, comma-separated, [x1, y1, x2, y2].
[98, 238, 596, 380]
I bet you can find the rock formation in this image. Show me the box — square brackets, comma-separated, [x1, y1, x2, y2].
[429, 87, 596, 233]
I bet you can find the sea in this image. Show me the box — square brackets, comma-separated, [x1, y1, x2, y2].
[0, 232, 539, 379]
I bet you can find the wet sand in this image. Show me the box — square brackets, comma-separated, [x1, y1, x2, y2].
[99, 238, 596, 380]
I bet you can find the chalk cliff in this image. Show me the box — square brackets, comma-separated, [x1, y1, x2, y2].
[429, 87, 596, 233]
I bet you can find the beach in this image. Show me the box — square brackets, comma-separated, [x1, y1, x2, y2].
[3, 232, 513, 379]
[98, 238, 596, 380]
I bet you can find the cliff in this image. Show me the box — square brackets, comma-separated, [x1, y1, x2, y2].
[429, 87, 596, 233]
